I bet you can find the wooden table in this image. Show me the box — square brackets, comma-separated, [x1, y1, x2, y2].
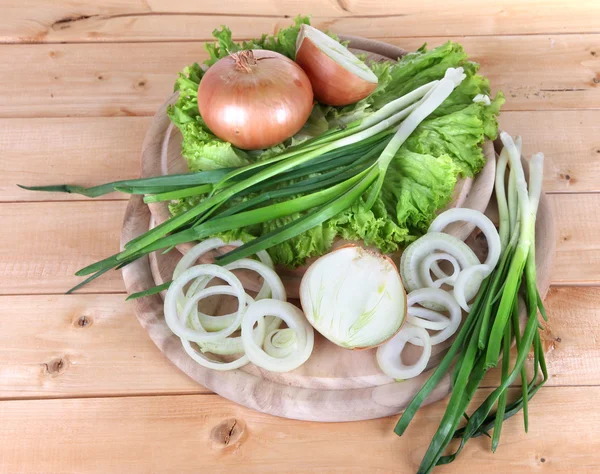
[1, 1, 599, 472]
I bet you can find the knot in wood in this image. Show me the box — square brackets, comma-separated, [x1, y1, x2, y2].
[210, 417, 245, 450]
[45, 357, 68, 376]
[74, 315, 92, 328]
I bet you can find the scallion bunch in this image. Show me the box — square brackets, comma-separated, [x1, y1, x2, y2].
[394, 132, 548, 473]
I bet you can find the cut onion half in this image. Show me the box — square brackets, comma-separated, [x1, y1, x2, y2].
[300, 245, 406, 350]
[295, 24, 378, 106]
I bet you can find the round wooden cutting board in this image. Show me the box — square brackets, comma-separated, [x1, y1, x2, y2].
[121, 37, 556, 422]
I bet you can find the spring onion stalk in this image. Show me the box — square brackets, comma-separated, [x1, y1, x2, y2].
[143, 184, 213, 203]
[17, 169, 233, 198]
[394, 134, 547, 473]
[365, 68, 466, 209]
[26, 66, 465, 293]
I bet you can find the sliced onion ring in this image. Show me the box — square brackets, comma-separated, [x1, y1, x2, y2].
[400, 232, 480, 293]
[428, 208, 501, 277]
[181, 313, 266, 371]
[188, 258, 286, 334]
[406, 288, 461, 346]
[165, 265, 246, 343]
[453, 264, 490, 312]
[419, 252, 461, 289]
[241, 299, 314, 373]
[264, 328, 297, 358]
[376, 324, 432, 380]
[407, 307, 451, 331]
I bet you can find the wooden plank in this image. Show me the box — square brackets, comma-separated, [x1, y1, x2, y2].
[0, 35, 598, 118]
[0, 387, 598, 473]
[2, 1, 600, 43]
[552, 194, 600, 285]
[1, 117, 150, 202]
[0, 201, 127, 295]
[0, 194, 598, 295]
[0, 294, 204, 398]
[499, 111, 600, 193]
[0, 287, 596, 399]
[393, 35, 600, 113]
[4, 111, 599, 203]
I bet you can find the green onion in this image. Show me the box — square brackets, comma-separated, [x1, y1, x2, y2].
[17, 169, 233, 198]
[394, 133, 547, 473]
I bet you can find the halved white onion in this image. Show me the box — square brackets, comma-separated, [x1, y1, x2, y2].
[376, 324, 432, 380]
[295, 24, 378, 106]
[300, 245, 406, 350]
[241, 299, 314, 373]
[406, 288, 462, 346]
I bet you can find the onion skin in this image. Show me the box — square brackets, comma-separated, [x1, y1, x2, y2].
[300, 244, 407, 350]
[198, 49, 314, 150]
[295, 37, 377, 106]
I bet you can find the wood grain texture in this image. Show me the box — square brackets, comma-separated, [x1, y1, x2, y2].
[4, 111, 599, 203]
[1, 287, 597, 400]
[2, 0, 600, 43]
[0, 201, 127, 295]
[1, 117, 150, 202]
[1, 34, 597, 118]
[499, 111, 600, 193]
[0, 294, 204, 398]
[1, 194, 596, 296]
[1, 387, 599, 473]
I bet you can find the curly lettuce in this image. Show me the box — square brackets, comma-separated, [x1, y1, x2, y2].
[166, 19, 504, 267]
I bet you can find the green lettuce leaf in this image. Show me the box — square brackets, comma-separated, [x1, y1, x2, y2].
[166, 32, 503, 267]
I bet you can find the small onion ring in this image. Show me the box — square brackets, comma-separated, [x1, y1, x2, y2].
[165, 265, 246, 343]
[376, 324, 432, 380]
[172, 239, 274, 333]
[400, 232, 480, 293]
[181, 312, 266, 371]
[241, 299, 314, 373]
[188, 258, 286, 334]
[428, 208, 501, 277]
[419, 252, 461, 289]
[407, 306, 451, 331]
[453, 264, 490, 312]
[405, 288, 462, 346]
[263, 328, 298, 358]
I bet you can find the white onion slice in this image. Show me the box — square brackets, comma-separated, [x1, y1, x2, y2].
[187, 258, 286, 333]
[241, 299, 314, 372]
[406, 288, 462, 346]
[401, 232, 479, 293]
[181, 314, 266, 371]
[407, 306, 451, 331]
[453, 264, 490, 312]
[165, 265, 247, 342]
[419, 252, 461, 289]
[376, 324, 432, 380]
[428, 208, 501, 277]
[263, 328, 297, 358]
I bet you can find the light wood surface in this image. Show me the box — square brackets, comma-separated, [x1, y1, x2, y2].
[2, 0, 600, 471]
[0, 34, 598, 118]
